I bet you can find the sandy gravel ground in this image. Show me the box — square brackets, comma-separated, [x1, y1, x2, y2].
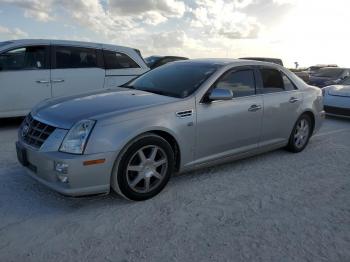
[0, 117, 350, 262]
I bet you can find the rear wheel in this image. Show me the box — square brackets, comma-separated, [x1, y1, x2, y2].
[286, 114, 312, 153]
[112, 134, 175, 201]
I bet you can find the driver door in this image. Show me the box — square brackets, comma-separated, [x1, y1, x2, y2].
[195, 67, 263, 163]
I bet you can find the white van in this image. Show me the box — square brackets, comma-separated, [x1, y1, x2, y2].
[0, 39, 149, 118]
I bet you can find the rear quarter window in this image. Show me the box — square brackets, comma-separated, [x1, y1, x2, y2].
[103, 50, 140, 69]
[260, 68, 284, 93]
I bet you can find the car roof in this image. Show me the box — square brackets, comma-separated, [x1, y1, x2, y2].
[162, 56, 188, 59]
[173, 58, 283, 68]
[239, 57, 282, 60]
[0, 39, 136, 51]
[318, 67, 350, 70]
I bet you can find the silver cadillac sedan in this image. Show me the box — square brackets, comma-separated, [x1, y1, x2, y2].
[16, 59, 325, 200]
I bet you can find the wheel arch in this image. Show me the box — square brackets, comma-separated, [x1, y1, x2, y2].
[300, 110, 315, 134]
[110, 128, 181, 198]
[148, 130, 181, 172]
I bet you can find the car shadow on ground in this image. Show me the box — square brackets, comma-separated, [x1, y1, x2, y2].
[326, 115, 350, 122]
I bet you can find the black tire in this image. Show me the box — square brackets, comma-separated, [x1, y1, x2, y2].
[113, 134, 175, 201]
[286, 114, 313, 153]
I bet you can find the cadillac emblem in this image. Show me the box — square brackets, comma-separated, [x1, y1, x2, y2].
[21, 125, 30, 138]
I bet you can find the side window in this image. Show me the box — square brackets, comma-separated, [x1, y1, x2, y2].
[215, 69, 256, 98]
[55, 46, 98, 69]
[260, 68, 284, 93]
[0, 46, 48, 71]
[103, 50, 140, 69]
[282, 73, 297, 91]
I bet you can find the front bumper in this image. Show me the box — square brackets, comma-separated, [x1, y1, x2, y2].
[324, 106, 350, 118]
[324, 95, 350, 118]
[16, 141, 118, 196]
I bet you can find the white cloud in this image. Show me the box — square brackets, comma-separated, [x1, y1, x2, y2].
[0, 0, 54, 21]
[189, 0, 261, 39]
[24, 9, 53, 22]
[152, 30, 186, 49]
[108, 0, 186, 17]
[0, 25, 28, 39]
[272, 0, 297, 5]
[0, 0, 186, 26]
[5, 0, 336, 67]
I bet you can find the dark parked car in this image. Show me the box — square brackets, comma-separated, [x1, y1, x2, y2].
[145, 56, 189, 69]
[308, 67, 350, 88]
[293, 71, 310, 83]
[239, 57, 284, 66]
[307, 64, 338, 75]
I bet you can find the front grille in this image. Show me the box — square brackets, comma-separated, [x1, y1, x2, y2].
[324, 106, 350, 117]
[20, 114, 56, 149]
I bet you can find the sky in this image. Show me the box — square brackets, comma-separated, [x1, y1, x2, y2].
[0, 0, 349, 68]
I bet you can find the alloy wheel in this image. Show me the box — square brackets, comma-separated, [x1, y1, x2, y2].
[293, 118, 310, 149]
[126, 145, 168, 193]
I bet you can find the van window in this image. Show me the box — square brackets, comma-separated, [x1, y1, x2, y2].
[0, 46, 48, 71]
[103, 50, 140, 69]
[260, 68, 284, 93]
[55, 46, 98, 69]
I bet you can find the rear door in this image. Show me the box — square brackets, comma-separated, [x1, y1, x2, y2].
[257, 67, 303, 147]
[51, 45, 105, 97]
[103, 49, 148, 88]
[0, 44, 51, 117]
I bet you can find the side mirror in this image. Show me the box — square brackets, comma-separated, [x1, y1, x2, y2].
[208, 88, 233, 101]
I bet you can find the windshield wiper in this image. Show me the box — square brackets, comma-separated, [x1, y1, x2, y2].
[142, 89, 175, 97]
[120, 84, 135, 89]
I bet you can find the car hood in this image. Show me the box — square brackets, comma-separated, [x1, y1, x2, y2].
[327, 85, 350, 97]
[32, 88, 178, 129]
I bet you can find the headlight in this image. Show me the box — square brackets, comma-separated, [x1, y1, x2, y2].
[59, 120, 96, 154]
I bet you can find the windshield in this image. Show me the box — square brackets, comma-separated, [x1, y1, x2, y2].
[340, 77, 350, 85]
[313, 68, 344, 78]
[126, 62, 220, 98]
[308, 66, 322, 71]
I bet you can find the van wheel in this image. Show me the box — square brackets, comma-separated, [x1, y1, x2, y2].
[112, 134, 175, 201]
[286, 114, 312, 153]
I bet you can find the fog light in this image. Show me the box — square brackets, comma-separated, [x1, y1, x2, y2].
[57, 174, 69, 183]
[54, 162, 69, 174]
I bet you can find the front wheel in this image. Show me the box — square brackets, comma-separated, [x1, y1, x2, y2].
[112, 134, 175, 201]
[286, 114, 312, 153]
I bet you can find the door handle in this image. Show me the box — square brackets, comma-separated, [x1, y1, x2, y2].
[36, 80, 50, 84]
[51, 79, 65, 83]
[248, 104, 262, 112]
[289, 97, 299, 103]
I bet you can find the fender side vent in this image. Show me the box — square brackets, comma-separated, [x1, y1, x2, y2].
[176, 110, 193, 118]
